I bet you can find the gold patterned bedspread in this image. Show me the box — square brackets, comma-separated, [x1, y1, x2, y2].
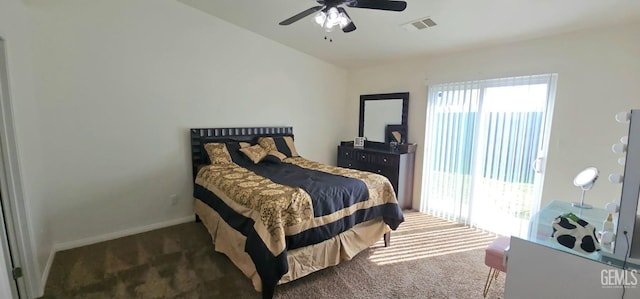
[195, 158, 398, 256]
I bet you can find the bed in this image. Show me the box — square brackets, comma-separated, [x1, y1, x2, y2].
[190, 127, 405, 298]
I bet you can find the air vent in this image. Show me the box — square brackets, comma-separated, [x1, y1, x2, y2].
[401, 17, 437, 31]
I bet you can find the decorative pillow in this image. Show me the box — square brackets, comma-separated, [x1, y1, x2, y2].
[268, 150, 287, 160]
[261, 150, 287, 164]
[258, 136, 299, 158]
[204, 143, 233, 164]
[240, 144, 268, 164]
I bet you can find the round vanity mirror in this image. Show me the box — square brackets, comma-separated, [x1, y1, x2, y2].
[572, 167, 599, 209]
[574, 167, 599, 189]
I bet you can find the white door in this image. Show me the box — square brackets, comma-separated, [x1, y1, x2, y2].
[0, 38, 22, 299]
[0, 196, 20, 298]
[421, 74, 557, 237]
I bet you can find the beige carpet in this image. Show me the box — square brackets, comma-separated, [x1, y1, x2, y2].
[41, 211, 505, 298]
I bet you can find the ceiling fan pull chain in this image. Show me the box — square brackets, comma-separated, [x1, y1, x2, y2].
[324, 31, 334, 43]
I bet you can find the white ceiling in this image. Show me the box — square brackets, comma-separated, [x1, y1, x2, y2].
[177, 0, 640, 68]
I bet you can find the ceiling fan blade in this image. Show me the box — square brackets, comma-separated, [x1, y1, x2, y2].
[342, 22, 357, 32]
[347, 0, 407, 12]
[337, 7, 357, 33]
[279, 6, 324, 25]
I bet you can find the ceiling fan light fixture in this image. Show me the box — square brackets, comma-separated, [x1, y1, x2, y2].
[325, 7, 340, 26]
[327, 7, 340, 21]
[319, 6, 351, 31]
[338, 12, 350, 28]
[314, 11, 327, 25]
[323, 20, 337, 32]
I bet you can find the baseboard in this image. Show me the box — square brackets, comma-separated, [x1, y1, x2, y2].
[53, 215, 196, 252]
[38, 248, 56, 297]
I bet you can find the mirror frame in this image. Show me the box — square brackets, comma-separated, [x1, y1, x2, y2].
[359, 92, 410, 144]
[574, 166, 599, 189]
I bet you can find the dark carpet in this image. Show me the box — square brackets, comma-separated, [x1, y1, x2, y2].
[41, 211, 505, 298]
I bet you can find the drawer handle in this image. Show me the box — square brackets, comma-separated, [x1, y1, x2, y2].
[346, 152, 349, 156]
[348, 163, 352, 167]
[377, 169, 381, 173]
[383, 158, 387, 163]
[362, 155, 366, 159]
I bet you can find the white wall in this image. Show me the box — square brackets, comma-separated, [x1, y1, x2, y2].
[347, 21, 640, 212]
[0, 0, 52, 296]
[24, 0, 347, 272]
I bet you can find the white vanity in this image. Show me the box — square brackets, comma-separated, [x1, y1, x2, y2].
[505, 201, 640, 298]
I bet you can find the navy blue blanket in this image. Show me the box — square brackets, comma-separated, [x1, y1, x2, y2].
[227, 143, 370, 217]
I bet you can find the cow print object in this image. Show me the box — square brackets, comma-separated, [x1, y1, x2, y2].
[552, 213, 600, 254]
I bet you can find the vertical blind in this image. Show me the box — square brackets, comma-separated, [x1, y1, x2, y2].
[421, 74, 556, 237]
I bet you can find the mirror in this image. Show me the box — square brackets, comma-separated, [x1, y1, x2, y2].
[572, 166, 599, 209]
[359, 92, 409, 143]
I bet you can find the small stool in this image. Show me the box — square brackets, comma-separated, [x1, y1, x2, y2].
[483, 236, 510, 298]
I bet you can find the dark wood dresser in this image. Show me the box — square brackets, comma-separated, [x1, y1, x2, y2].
[337, 142, 416, 210]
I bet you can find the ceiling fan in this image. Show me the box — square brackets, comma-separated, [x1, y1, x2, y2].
[279, 0, 407, 33]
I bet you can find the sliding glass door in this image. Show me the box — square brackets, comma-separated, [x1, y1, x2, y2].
[421, 74, 557, 237]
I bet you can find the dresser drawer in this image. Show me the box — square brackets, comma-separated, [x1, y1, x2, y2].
[355, 151, 369, 162]
[372, 153, 398, 166]
[360, 164, 398, 179]
[337, 158, 358, 168]
[338, 147, 357, 161]
[353, 150, 399, 166]
[338, 156, 387, 172]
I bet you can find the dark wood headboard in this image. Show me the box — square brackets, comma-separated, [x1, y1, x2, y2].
[190, 127, 294, 180]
